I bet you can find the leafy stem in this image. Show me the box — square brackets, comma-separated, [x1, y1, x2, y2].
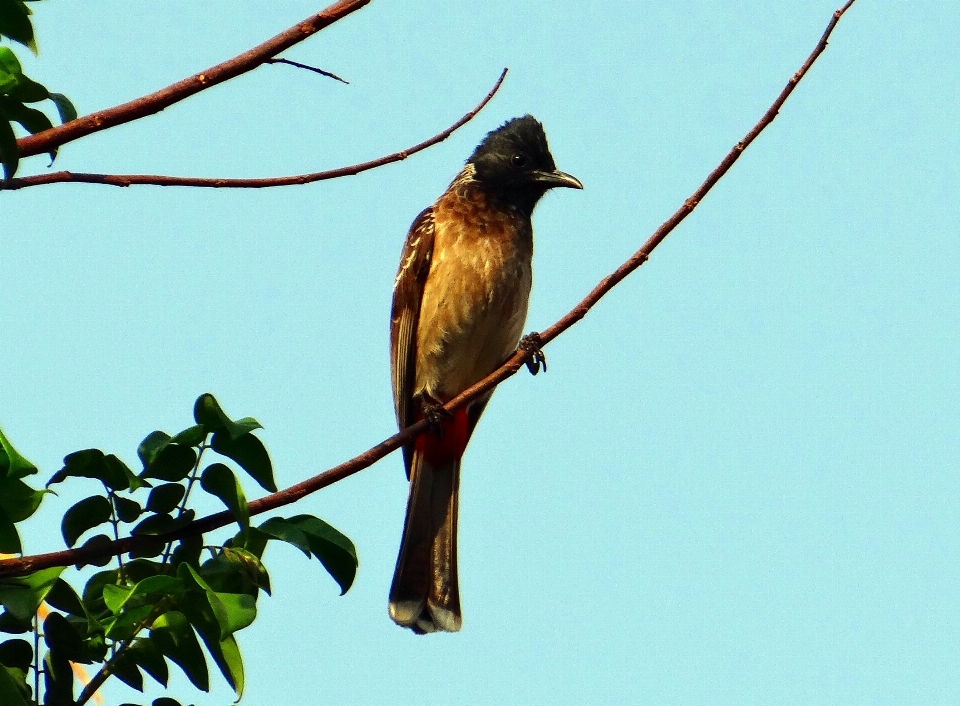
[32, 612, 40, 704]
[105, 485, 125, 577]
[178, 443, 208, 518]
[74, 597, 171, 706]
[160, 442, 207, 565]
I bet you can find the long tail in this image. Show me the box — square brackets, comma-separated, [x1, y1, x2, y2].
[389, 412, 467, 634]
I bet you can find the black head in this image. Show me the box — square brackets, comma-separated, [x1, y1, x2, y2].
[468, 115, 582, 215]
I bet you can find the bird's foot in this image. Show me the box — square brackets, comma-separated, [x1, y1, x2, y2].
[518, 332, 547, 376]
[416, 392, 453, 438]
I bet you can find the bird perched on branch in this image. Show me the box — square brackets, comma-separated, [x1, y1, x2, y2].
[389, 115, 582, 633]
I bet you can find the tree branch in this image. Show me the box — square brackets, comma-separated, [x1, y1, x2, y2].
[0, 69, 508, 191]
[0, 0, 857, 579]
[12, 0, 371, 161]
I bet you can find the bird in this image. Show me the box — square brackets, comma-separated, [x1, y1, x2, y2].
[389, 115, 582, 633]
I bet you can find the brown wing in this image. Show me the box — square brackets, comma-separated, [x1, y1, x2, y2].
[390, 207, 435, 477]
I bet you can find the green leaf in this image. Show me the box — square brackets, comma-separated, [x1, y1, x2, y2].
[0, 96, 51, 134]
[199, 463, 248, 531]
[211, 432, 275, 492]
[47, 92, 77, 123]
[108, 454, 145, 491]
[205, 591, 256, 640]
[43, 645, 73, 706]
[0, 509, 20, 554]
[0, 664, 27, 706]
[149, 611, 208, 691]
[0, 639, 30, 671]
[259, 515, 358, 593]
[141, 444, 197, 483]
[82, 630, 108, 662]
[169, 533, 202, 569]
[43, 612, 87, 662]
[124, 559, 165, 583]
[77, 533, 114, 567]
[105, 603, 153, 640]
[170, 424, 206, 447]
[114, 496, 142, 523]
[0, 47, 22, 78]
[0, 611, 31, 634]
[111, 653, 144, 692]
[177, 562, 211, 592]
[208, 633, 243, 696]
[129, 575, 183, 603]
[103, 584, 132, 614]
[0, 115, 18, 179]
[0, 478, 44, 523]
[61, 495, 112, 548]
[0, 566, 64, 620]
[127, 537, 165, 560]
[0, 427, 37, 479]
[50, 449, 137, 490]
[221, 546, 270, 595]
[81, 568, 119, 610]
[154, 699, 184, 706]
[45, 579, 86, 618]
[289, 514, 358, 594]
[132, 509, 195, 536]
[0, 1, 35, 51]
[239, 525, 268, 558]
[7, 73, 48, 103]
[257, 517, 311, 557]
[179, 593, 243, 696]
[193, 394, 262, 441]
[49, 448, 105, 485]
[137, 431, 171, 469]
[145, 483, 185, 514]
[0, 70, 14, 95]
[100, 575, 182, 629]
[126, 637, 168, 687]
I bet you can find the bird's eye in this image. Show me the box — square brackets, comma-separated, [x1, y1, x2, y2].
[511, 153, 528, 168]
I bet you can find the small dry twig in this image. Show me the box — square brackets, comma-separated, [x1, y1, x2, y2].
[12, 0, 370, 161]
[266, 57, 349, 84]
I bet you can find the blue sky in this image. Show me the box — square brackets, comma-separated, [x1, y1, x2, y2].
[4, 1, 960, 704]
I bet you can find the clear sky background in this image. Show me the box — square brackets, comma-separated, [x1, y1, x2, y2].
[3, 1, 960, 704]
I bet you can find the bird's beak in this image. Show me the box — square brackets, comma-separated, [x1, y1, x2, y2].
[531, 169, 584, 190]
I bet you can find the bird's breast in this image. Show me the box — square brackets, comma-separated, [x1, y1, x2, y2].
[415, 184, 533, 401]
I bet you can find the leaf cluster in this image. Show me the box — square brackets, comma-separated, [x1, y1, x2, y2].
[0, 0, 77, 178]
[0, 394, 358, 706]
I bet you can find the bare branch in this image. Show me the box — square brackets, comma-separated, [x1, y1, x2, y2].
[13, 0, 371, 161]
[1, 70, 508, 191]
[0, 0, 857, 579]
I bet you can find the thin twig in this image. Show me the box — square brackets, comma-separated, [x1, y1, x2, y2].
[106, 487, 125, 575]
[160, 444, 207, 565]
[0, 1, 857, 579]
[74, 600, 170, 706]
[267, 57, 349, 84]
[1, 70, 508, 190]
[12, 0, 371, 161]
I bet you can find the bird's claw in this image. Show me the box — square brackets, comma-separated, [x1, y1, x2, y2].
[518, 332, 547, 376]
[417, 392, 453, 438]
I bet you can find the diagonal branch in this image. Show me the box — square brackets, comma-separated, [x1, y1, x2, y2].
[0, 0, 857, 579]
[0, 70, 508, 191]
[13, 0, 371, 161]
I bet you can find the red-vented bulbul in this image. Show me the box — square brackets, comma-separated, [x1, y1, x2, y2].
[389, 115, 582, 633]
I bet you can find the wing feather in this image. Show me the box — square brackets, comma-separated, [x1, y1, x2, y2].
[390, 207, 435, 477]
